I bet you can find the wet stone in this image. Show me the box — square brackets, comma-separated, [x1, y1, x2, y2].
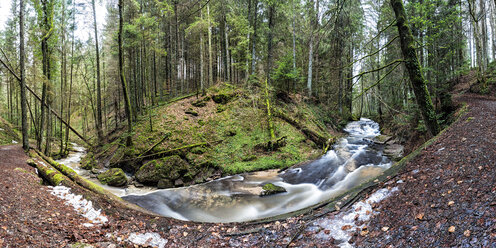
[260, 183, 287, 197]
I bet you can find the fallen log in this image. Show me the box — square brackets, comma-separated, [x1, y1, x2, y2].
[27, 157, 75, 187]
[117, 142, 208, 164]
[273, 109, 332, 148]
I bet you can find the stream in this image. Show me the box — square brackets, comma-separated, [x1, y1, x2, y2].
[59, 118, 393, 223]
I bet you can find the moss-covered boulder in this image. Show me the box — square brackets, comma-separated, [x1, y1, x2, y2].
[97, 168, 127, 187]
[212, 92, 235, 104]
[80, 152, 97, 170]
[260, 183, 287, 196]
[135, 155, 190, 186]
[192, 96, 210, 107]
[185, 108, 199, 116]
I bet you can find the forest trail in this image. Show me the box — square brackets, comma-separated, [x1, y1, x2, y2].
[351, 94, 496, 247]
[0, 145, 96, 246]
[0, 93, 495, 247]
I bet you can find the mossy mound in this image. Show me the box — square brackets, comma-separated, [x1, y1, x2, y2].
[135, 155, 192, 187]
[92, 82, 338, 189]
[0, 116, 21, 145]
[260, 183, 287, 196]
[97, 168, 127, 187]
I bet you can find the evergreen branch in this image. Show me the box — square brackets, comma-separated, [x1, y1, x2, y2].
[349, 59, 403, 81]
[353, 60, 402, 100]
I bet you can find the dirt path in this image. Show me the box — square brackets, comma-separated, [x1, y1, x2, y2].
[1, 94, 495, 247]
[350, 94, 496, 247]
[0, 145, 93, 246]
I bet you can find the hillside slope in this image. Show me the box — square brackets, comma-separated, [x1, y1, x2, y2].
[0, 116, 20, 145]
[86, 83, 339, 188]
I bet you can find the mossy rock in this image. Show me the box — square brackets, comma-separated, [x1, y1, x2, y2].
[135, 155, 190, 185]
[97, 168, 127, 187]
[192, 97, 210, 107]
[260, 183, 287, 196]
[212, 92, 235, 104]
[185, 108, 199, 116]
[80, 152, 96, 170]
[157, 179, 173, 189]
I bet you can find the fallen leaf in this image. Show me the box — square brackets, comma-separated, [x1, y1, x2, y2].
[341, 225, 352, 231]
[448, 226, 456, 233]
[416, 213, 424, 220]
[381, 226, 389, 232]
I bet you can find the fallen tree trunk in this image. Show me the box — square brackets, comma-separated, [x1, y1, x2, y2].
[273, 109, 332, 148]
[118, 142, 208, 164]
[27, 157, 75, 187]
[30, 149, 156, 215]
[137, 133, 171, 158]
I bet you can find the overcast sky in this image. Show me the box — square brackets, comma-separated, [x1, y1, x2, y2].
[0, 0, 107, 41]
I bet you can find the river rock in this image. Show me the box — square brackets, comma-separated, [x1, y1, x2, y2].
[135, 155, 189, 186]
[157, 179, 173, 189]
[384, 144, 404, 161]
[97, 168, 127, 187]
[260, 183, 287, 196]
[372, 135, 393, 145]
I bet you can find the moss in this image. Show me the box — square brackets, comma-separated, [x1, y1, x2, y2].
[212, 92, 236, 104]
[185, 108, 199, 116]
[51, 173, 65, 185]
[260, 183, 287, 196]
[97, 168, 127, 187]
[135, 155, 189, 185]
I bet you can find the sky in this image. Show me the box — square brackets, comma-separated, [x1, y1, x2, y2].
[0, 0, 107, 41]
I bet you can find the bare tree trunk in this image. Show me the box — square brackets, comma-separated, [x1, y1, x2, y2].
[266, 4, 275, 85]
[200, 10, 205, 93]
[119, 0, 133, 146]
[292, 0, 297, 91]
[251, 0, 258, 75]
[207, 3, 213, 86]
[92, 0, 104, 143]
[19, 0, 29, 151]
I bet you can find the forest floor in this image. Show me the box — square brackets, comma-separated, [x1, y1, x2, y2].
[0, 93, 495, 247]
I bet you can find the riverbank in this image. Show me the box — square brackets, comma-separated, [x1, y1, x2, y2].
[1, 93, 494, 247]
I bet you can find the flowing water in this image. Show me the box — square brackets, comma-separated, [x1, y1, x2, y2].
[59, 118, 392, 223]
[122, 118, 393, 223]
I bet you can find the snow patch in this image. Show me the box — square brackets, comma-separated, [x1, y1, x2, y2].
[48, 186, 108, 226]
[127, 232, 168, 248]
[309, 187, 398, 247]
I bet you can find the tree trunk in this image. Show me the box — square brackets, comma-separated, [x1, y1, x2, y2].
[200, 10, 205, 94]
[19, 0, 28, 151]
[251, 0, 258, 75]
[292, 0, 297, 91]
[266, 4, 275, 85]
[207, 4, 213, 86]
[390, 0, 440, 136]
[91, 0, 104, 143]
[118, 0, 133, 146]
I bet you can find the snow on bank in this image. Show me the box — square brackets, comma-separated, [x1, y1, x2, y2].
[308, 187, 399, 247]
[48, 186, 108, 227]
[126, 232, 168, 248]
